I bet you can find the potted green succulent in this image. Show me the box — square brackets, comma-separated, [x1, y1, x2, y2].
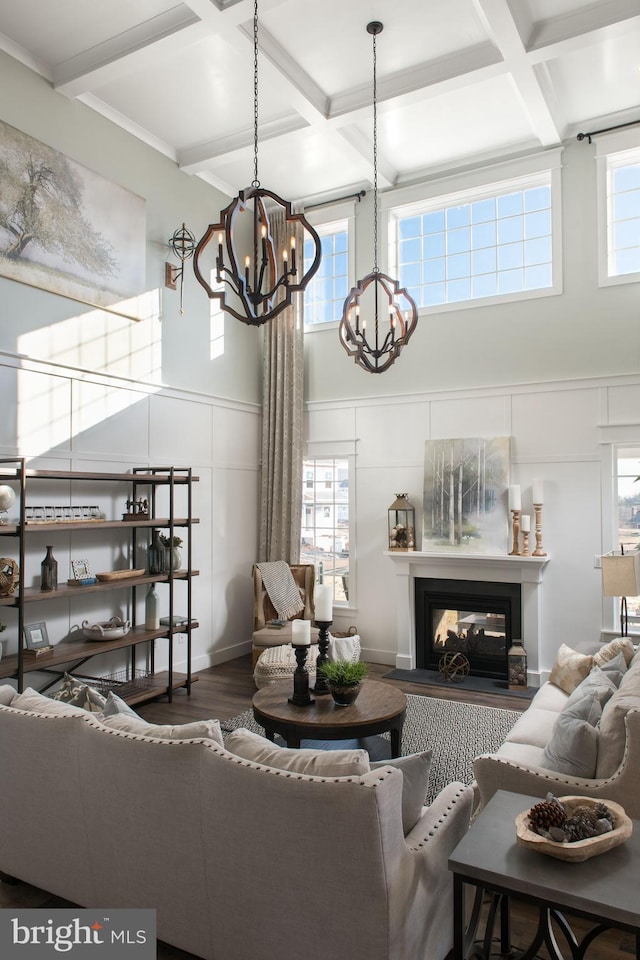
[159, 534, 183, 571]
[319, 659, 367, 706]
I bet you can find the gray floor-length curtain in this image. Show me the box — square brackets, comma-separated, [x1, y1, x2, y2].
[258, 210, 304, 562]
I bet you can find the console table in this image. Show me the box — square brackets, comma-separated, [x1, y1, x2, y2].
[449, 790, 639, 960]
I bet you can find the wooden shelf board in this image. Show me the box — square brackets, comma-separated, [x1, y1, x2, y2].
[0, 469, 199, 483]
[123, 672, 197, 706]
[0, 623, 199, 680]
[13, 570, 199, 603]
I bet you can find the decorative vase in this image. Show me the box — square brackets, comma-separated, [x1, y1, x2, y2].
[327, 682, 362, 707]
[145, 583, 159, 630]
[40, 545, 58, 591]
[163, 545, 182, 572]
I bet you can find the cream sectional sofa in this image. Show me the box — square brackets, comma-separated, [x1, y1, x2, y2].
[0, 684, 473, 960]
[473, 640, 640, 818]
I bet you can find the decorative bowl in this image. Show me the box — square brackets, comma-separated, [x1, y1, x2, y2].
[515, 795, 632, 862]
[82, 617, 131, 641]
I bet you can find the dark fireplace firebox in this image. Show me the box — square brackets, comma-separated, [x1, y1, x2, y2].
[415, 578, 522, 680]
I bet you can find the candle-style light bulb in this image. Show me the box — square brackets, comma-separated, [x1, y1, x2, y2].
[290, 235, 296, 272]
[244, 255, 250, 288]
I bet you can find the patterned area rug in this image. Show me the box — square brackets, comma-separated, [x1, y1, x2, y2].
[221, 693, 521, 806]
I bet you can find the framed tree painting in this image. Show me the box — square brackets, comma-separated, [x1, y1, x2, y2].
[0, 119, 146, 320]
[423, 437, 510, 554]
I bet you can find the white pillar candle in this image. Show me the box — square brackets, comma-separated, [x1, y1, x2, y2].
[508, 485, 521, 511]
[521, 514, 531, 532]
[532, 479, 544, 504]
[291, 619, 311, 646]
[315, 584, 333, 621]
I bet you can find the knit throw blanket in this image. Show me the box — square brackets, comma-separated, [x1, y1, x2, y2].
[257, 561, 304, 620]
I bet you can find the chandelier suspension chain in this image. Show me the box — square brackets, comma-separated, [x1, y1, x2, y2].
[252, 0, 259, 188]
[372, 27, 379, 274]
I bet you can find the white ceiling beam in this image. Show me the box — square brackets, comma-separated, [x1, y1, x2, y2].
[53, 10, 209, 97]
[337, 126, 395, 191]
[239, 21, 329, 121]
[329, 42, 504, 120]
[0, 29, 52, 80]
[472, 0, 562, 145]
[178, 115, 309, 172]
[528, 0, 640, 53]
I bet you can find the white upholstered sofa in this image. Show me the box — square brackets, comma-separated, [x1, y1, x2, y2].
[0, 684, 473, 960]
[473, 639, 640, 819]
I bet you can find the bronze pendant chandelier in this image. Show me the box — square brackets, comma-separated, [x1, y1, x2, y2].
[339, 22, 418, 373]
[192, 0, 322, 326]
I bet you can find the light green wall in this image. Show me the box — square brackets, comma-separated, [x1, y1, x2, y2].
[305, 139, 639, 402]
[0, 51, 262, 406]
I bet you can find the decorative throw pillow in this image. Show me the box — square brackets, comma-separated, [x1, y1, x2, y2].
[225, 727, 370, 777]
[370, 750, 432, 834]
[593, 637, 635, 669]
[540, 694, 602, 778]
[0, 684, 16, 706]
[100, 712, 224, 745]
[596, 657, 640, 777]
[50, 673, 106, 713]
[548, 643, 594, 695]
[12, 687, 89, 717]
[595, 651, 627, 687]
[98, 691, 140, 719]
[564, 666, 618, 710]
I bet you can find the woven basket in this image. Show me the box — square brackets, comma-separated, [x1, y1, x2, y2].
[0, 558, 19, 596]
[330, 625, 358, 639]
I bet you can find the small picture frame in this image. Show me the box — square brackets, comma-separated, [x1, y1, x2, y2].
[71, 559, 92, 581]
[24, 621, 50, 650]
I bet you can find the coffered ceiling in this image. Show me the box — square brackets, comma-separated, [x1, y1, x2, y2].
[0, 0, 638, 204]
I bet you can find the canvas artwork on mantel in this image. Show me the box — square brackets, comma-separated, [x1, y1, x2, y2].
[0, 119, 146, 320]
[423, 437, 510, 554]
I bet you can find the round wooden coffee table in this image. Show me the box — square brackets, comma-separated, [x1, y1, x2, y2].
[252, 679, 407, 757]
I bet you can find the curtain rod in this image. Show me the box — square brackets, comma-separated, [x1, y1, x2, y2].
[304, 189, 366, 212]
[577, 118, 640, 144]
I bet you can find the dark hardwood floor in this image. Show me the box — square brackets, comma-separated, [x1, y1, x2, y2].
[1, 656, 634, 959]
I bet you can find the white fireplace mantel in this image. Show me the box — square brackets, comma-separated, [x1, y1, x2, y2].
[385, 551, 550, 682]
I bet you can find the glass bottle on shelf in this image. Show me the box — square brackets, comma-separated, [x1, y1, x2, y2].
[148, 530, 164, 575]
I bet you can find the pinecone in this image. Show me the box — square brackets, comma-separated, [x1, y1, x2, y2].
[570, 804, 599, 826]
[594, 802, 613, 824]
[564, 815, 598, 841]
[528, 797, 566, 833]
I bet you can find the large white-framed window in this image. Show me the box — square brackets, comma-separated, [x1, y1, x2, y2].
[303, 201, 356, 328]
[613, 444, 640, 630]
[596, 129, 640, 286]
[300, 455, 353, 608]
[386, 150, 562, 313]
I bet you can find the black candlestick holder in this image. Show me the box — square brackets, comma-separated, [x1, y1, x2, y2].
[288, 644, 315, 706]
[312, 620, 332, 694]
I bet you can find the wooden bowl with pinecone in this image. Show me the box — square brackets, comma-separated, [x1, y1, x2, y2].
[515, 795, 632, 862]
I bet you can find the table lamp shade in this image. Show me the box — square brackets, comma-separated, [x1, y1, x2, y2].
[601, 552, 640, 598]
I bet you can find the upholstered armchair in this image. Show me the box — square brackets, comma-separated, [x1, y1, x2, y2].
[251, 563, 319, 666]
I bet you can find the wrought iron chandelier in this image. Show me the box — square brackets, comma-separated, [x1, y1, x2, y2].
[339, 22, 418, 373]
[192, 0, 322, 326]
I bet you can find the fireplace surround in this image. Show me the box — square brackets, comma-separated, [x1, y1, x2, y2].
[385, 551, 549, 685]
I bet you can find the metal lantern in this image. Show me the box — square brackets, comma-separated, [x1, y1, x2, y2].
[388, 494, 415, 551]
[508, 640, 528, 689]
